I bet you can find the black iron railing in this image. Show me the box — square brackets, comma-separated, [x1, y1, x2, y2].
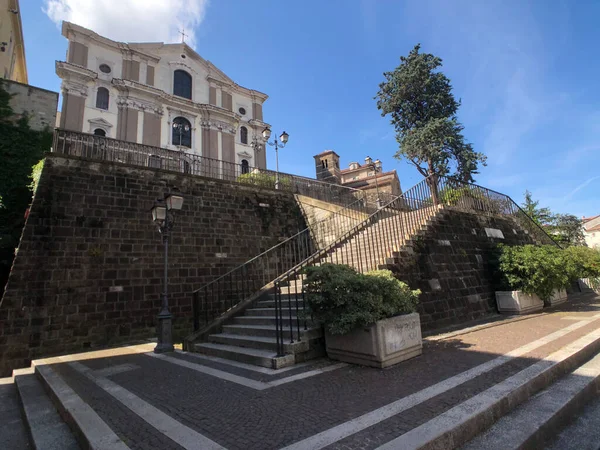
[267, 175, 560, 355]
[190, 193, 388, 332]
[51, 129, 363, 208]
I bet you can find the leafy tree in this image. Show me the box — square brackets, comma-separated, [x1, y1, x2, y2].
[0, 82, 51, 290]
[550, 214, 586, 247]
[521, 190, 553, 225]
[375, 44, 486, 201]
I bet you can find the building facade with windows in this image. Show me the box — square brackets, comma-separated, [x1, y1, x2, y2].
[0, 0, 27, 83]
[56, 21, 269, 170]
[314, 151, 402, 201]
[583, 215, 600, 249]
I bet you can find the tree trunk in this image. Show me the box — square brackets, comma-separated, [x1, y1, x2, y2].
[427, 168, 440, 206]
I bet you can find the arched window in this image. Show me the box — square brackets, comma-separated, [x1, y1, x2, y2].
[172, 116, 192, 148]
[96, 87, 109, 110]
[240, 126, 248, 144]
[241, 159, 249, 174]
[93, 128, 106, 136]
[173, 70, 192, 99]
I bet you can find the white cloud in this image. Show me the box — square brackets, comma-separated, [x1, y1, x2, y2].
[43, 0, 209, 48]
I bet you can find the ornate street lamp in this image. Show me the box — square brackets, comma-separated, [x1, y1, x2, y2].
[150, 189, 184, 353]
[173, 122, 190, 146]
[262, 128, 289, 190]
[368, 157, 382, 208]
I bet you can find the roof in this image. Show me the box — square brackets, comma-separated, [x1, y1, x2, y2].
[314, 150, 339, 158]
[583, 215, 600, 223]
[586, 224, 600, 232]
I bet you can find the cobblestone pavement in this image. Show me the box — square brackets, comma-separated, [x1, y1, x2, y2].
[39, 292, 600, 450]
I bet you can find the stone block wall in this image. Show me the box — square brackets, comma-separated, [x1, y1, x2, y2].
[0, 154, 307, 376]
[386, 208, 537, 331]
[3, 80, 59, 131]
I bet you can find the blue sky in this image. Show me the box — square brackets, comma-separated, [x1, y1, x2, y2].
[23, 0, 599, 217]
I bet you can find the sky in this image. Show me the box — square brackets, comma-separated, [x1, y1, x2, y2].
[21, 0, 599, 218]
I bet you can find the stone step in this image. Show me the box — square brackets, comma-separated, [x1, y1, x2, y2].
[192, 342, 294, 369]
[208, 333, 307, 352]
[14, 369, 79, 450]
[245, 307, 302, 317]
[376, 326, 600, 450]
[221, 324, 321, 340]
[463, 349, 600, 450]
[232, 315, 305, 327]
[257, 299, 305, 308]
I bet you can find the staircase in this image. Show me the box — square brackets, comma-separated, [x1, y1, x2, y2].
[187, 176, 559, 371]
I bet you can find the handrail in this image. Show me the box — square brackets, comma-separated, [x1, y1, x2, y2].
[191, 195, 373, 295]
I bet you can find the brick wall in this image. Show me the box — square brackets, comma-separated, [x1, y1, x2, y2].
[387, 208, 536, 331]
[3, 80, 58, 131]
[0, 154, 307, 376]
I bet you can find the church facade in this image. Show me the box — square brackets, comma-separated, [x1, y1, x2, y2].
[56, 22, 269, 169]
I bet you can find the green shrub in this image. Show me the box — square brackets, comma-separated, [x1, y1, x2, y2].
[302, 263, 420, 335]
[495, 244, 571, 300]
[564, 246, 600, 281]
[237, 172, 292, 190]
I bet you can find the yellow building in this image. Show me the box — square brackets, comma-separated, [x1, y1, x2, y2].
[0, 0, 27, 83]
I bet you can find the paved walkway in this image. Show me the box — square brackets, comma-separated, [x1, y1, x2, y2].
[34, 292, 600, 449]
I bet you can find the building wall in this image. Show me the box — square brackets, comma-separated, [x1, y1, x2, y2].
[57, 22, 269, 169]
[584, 229, 600, 249]
[3, 80, 58, 131]
[386, 208, 536, 331]
[0, 0, 27, 83]
[0, 153, 307, 376]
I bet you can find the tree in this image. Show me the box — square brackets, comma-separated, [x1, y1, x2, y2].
[550, 214, 586, 247]
[521, 190, 553, 226]
[375, 44, 486, 197]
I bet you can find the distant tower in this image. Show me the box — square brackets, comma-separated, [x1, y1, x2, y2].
[314, 150, 341, 183]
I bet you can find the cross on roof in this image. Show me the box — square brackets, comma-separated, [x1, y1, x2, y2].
[179, 28, 188, 44]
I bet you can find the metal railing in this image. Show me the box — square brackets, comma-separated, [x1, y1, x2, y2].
[267, 175, 560, 355]
[190, 192, 389, 333]
[51, 129, 363, 208]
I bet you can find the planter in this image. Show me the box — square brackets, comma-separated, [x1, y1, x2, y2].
[324, 313, 422, 368]
[495, 291, 544, 315]
[547, 289, 568, 306]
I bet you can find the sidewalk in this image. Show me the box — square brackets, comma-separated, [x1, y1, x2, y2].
[28, 292, 600, 449]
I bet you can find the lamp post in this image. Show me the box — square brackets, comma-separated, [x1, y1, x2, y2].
[150, 190, 184, 353]
[262, 128, 289, 190]
[368, 158, 381, 208]
[172, 122, 190, 146]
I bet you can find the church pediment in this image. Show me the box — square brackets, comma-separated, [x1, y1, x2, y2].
[88, 117, 113, 128]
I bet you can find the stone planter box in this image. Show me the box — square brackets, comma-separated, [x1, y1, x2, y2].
[324, 313, 422, 368]
[496, 291, 544, 315]
[547, 289, 568, 306]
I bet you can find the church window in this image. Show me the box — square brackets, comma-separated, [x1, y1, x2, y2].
[93, 128, 106, 136]
[99, 64, 111, 74]
[241, 159, 249, 174]
[240, 126, 248, 144]
[173, 70, 192, 99]
[148, 155, 162, 169]
[96, 87, 109, 110]
[172, 117, 192, 148]
[238, 107, 246, 115]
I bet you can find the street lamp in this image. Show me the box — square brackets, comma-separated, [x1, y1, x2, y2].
[262, 128, 289, 190]
[150, 189, 184, 353]
[172, 122, 190, 147]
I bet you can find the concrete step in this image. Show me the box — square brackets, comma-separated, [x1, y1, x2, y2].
[14, 369, 79, 450]
[257, 299, 305, 308]
[208, 333, 284, 351]
[232, 315, 306, 327]
[546, 391, 600, 450]
[0, 377, 32, 450]
[377, 326, 600, 450]
[192, 342, 294, 369]
[221, 324, 321, 340]
[463, 350, 600, 450]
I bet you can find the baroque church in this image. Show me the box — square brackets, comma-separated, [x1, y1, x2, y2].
[56, 21, 269, 169]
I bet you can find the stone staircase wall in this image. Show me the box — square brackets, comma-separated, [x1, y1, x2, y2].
[383, 207, 537, 331]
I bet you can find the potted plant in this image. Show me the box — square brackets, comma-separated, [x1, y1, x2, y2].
[302, 264, 421, 368]
[494, 244, 571, 313]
